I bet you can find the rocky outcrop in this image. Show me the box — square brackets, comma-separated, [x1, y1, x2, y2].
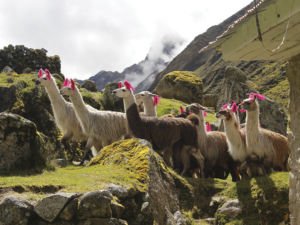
[81, 80, 97, 92]
[155, 71, 203, 104]
[0, 113, 45, 171]
[217, 199, 243, 218]
[0, 195, 35, 225]
[0, 45, 61, 74]
[202, 94, 219, 110]
[100, 82, 124, 112]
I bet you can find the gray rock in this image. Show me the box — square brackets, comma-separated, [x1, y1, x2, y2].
[59, 198, 78, 221]
[202, 94, 219, 110]
[33, 219, 76, 225]
[217, 199, 243, 218]
[173, 211, 186, 225]
[0, 113, 45, 172]
[107, 184, 140, 199]
[111, 202, 125, 219]
[120, 198, 137, 219]
[2, 66, 17, 76]
[22, 68, 32, 74]
[34, 193, 80, 223]
[205, 218, 216, 224]
[101, 82, 124, 112]
[78, 218, 128, 225]
[81, 80, 97, 92]
[77, 190, 113, 220]
[6, 78, 14, 83]
[50, 158, 68, 168]
[0, 195, 34, 225]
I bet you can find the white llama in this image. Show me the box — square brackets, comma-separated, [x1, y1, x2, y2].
[135, 91, 160, 116]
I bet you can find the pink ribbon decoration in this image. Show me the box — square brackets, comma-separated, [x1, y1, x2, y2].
[239, 109, 246, 113]
[153, 95, 161, 106]
[38, 69, 43, 78]
[203, 110, 207, 117]
[63, 78, 69, 87]
[118, 82, 122, 89]
[222, 104, 228, 109]
[180, 106, 185, 113]
[45, 69, 51, 81]
[70, 79, 75, 91]
[124, 80, 135, 91]
[249, 93, 265, 102]
[206, 122, 211, 131]
[231, 101, 238, 113]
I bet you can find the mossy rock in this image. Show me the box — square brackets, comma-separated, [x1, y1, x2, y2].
[155, 71, 203, 104]
[89, 139, 193, 225]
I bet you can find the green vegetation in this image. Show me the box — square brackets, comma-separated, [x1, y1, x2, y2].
[164, 71, 203, 86]
[156, 98, 217, 123]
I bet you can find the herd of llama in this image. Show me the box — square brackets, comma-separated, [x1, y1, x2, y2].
[36, 69, 290, 180]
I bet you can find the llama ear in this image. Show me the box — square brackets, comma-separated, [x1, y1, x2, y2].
[153, 95, 161, 106]
[222, 103, 228, 110]
[118, 82, 122, 89]
[124, 80, 135, 91]
[180, 106, 185, 113]
[239, 109, 246, 113]
[63, 78, 69, 87]
[253, 93, 265, 100]
[45, 69, 51, 80]
[203, 110, 207, 117]
[231, 102, 238, 113]
[206, 122, 211, 131]
[38, 69, 43, 78]
[70, 79, 75, 91]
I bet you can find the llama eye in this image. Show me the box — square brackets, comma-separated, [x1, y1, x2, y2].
[141, 94, 144, 96]
[43, 78, 47, 80]
[122, 89, 126, 92]
[68, 88, 71, 90]
[245, 102, 250, 105]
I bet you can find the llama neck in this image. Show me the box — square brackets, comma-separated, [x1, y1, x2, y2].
[44, 81, 67, 114]
[224, 115, 243, 146]
[143, 98, 157, 116]
[124, 93, 142, 132]
[245, 104, 260, 145]
[123, 92, 136, 112]
[196, 110, 207, 148]
[69, 88, 89, 120]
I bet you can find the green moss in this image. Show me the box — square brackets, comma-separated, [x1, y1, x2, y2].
[164, 71, 203, 86]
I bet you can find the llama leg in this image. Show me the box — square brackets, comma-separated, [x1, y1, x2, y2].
[92, 140, 103, 156]
[180, 147, 191, 176]
[80, 137, 94, 165]
[61, 132, 73, 154]
[190, 148, 205, 179]
[162, 146, 173, 167]
[262, 152, 274, 174]
[70, 141, 78, 162]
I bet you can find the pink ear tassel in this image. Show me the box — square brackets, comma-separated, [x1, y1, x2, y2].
[153, 95, 161, 106]
[45, 69, 51, 81]
[249, 93, 265, 101]
[239, 109, 246, 113]
[222, 104, 228, 109]
[70, 79, 75, 91]
[259, 122, 261, 127]
[231, 102, 238, 113]
[118, 82, 122, 89]
[63, 78, 69, 87]
[180, 106, 185, 113]
[203, 110, 207, 117]
[38, 69, 43, 78]
[206, 122, 211, 131]
[123, 80, 135, 91]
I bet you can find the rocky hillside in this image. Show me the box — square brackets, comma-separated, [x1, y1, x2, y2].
[147, 2, 289, 111]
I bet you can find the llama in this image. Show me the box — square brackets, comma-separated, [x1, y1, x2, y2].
[60, 78, 128, 164]
[186, 103, 239, 181]
[215, 102, 248, 164]
[135, 91, 160, 116]
[35, 69, 101, 162]
[111, 81, 204, 177]
[239, 93, 290, 172]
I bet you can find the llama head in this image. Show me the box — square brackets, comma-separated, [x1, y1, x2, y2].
[35, 69, 53, 86]
[111, 81, 134, 98]
[135, 91, 158, 105]
[239, 93, 264, 111]
[216, 105, 233, 121]
[186, 103, 206, 116]
[59, 78, 77, 96]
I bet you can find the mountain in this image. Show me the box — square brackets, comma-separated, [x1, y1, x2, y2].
[147, 1, 289, 110]
[78, 41, 179, 91]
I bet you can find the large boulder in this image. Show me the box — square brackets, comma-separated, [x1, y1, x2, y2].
[155, 71, 203, 104]
[100, 82, 124, 112]
[216, 66, 258, 110]
[0, 195, 35, 225]
[89, 139, 189, 225]
[81, 80, 97, 92]
[0, 113, 46, 171]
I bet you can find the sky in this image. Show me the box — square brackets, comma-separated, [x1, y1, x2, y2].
[0, 0, 253, 80]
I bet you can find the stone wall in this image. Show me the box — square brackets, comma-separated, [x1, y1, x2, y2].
[0, 45, 61, 74]
[287, 53, 300, 225]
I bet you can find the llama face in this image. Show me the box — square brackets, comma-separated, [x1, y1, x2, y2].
[60, 79, 76, 96]
[135, 91, 155, 104]
[186, 103, 206, 115]
[216, 108, 232, 121]
[35, 69, 52, 86]
[111, 87, 132, 98]
[240, 98, 257, 111]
